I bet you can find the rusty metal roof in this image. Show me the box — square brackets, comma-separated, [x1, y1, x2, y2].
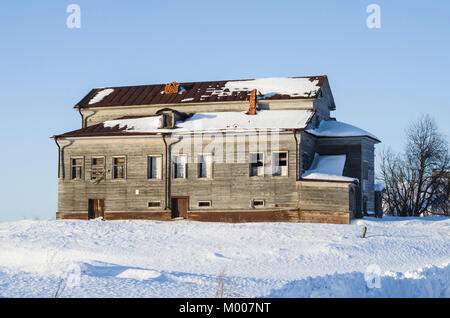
[54, 122, 159, 138]
[75, 76, 327, 109]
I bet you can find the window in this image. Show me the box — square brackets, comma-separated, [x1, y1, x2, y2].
[71, 158, 84, 180]
[249, 153, 264, 177]
[363, 161, 369, 180]
[197, 201, 212, 208]
[252, 199, 265, 208]
[112, 157, 126, 179]
[148, 156, 162, 179]
[272, 152, 288, 176]
[173, 155, 187, 179]
[362, 161, 369, 192]
[91, 157, 105, 180]
[198, 154, 212, 179]
[148, 201, 161, 208]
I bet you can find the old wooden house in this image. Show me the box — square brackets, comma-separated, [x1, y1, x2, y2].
[53, 76, 380, 224]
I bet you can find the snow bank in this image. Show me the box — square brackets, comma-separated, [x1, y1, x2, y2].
[268, 263, 450, 298]
[0, 217, 448, 297]
[302, 154, 357, 182]
[307, 120, 380, 141]
[88, 89, 114, 105]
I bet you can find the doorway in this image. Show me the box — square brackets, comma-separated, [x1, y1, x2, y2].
[88, 199, 105, 219]
[171, 197, 188, 219]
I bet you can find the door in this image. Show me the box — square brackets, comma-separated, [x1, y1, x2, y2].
[88, 199, 105, 219]
[171, 197, 188, 219]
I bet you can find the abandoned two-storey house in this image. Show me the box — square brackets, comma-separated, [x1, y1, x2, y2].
[53, 76, 380, 224]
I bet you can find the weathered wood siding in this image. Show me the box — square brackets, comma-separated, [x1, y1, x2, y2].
[298, 180, 352, 224]
[315, 136, 377, 216]
[55, 130, 371, 224]
[57, 133, 304, 217]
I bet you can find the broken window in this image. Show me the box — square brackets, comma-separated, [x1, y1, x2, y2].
[173, 155, 187, 179]
[272, 152, 288, 176]
[91, 157, 105, 180]
[148, 156, 162, 179]
[198, 154, 212, 179]
[112, 157, 126, 179]
[71, 158, 83, 180]
[249, 153, 264, 177]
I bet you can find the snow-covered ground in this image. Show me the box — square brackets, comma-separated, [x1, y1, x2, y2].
[0, 217, 448, 298]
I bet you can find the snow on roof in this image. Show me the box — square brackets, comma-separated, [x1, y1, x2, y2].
[307, 120, 380, 142]
[88, 88, 114, 105]
[224, 77, 321, 98]
[104, 115, 162, 132]
[302, 154, 357, 182]
[103, 110, 314, 133]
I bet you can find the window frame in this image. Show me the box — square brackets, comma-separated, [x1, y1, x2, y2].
[252, 199, 265, 208]
[147, 201, 162, 209]
[249, 152, 264, 177]
[147, 154, 163, 180]
[197, 153, 213, 179]
[70, 157, 84, 180]
[197, 201, 212, 208]
[112, 156, 127, 180]
[173, 155, 187, 179]
[272, 151, 289, 177]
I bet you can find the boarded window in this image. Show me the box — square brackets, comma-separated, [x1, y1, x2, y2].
[71, 158, 83, 180]
[198, 154, 212, 179]
[113, 157, 126, 179]
[249, 153, 264, 177]
[272, 152, 288, 176]
[148, 156, 162, 179]
[91, 157, 105, 180]
[173, 155, 187, 179]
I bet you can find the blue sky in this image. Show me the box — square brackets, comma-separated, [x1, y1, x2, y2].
[0, 1, 449, 221]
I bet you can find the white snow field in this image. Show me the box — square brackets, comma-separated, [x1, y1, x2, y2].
[0, 217, 448, 298]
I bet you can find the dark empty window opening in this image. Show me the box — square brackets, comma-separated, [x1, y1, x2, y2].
[197, 201, 212, 207]
[252, 199, 265, 207]
[148, 201, 161, 208]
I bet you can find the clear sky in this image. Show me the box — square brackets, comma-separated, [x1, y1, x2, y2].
[0, 1, 449, 221]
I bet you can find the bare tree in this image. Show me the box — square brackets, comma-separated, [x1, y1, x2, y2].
[379, 114, 449, 216]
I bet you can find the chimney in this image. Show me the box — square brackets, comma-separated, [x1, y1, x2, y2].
[164, 82, 179, 94]
[248, 89, 257, 115]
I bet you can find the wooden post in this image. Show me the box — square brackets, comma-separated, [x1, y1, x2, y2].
[361, 226, 367, 238]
